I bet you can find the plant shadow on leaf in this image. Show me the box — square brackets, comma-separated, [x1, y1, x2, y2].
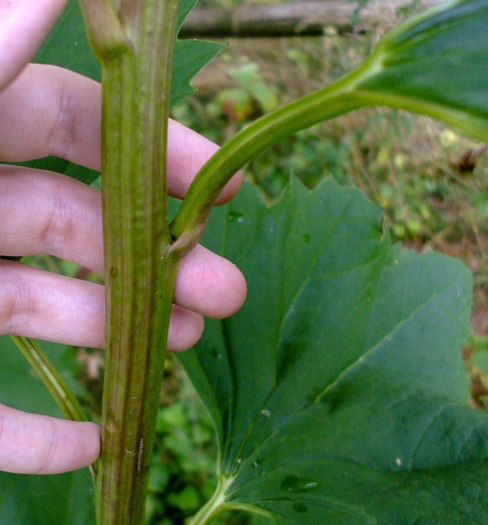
[178, 177, 488, 524]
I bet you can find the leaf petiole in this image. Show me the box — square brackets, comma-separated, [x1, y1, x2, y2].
[10, 335, 88, 423]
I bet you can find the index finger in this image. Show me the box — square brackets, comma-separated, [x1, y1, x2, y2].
[0, 64, 241, 204]
[0, 0, 68, 90]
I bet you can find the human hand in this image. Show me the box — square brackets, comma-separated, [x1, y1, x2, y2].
[0, 0, 246, 475]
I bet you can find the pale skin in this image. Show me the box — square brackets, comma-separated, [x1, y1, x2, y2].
[0, 0, 246, 475]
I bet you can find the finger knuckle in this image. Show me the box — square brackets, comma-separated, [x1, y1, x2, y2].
[0, 262, 28, 335]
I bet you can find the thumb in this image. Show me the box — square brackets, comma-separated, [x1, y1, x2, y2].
[0, 0, 68, 90]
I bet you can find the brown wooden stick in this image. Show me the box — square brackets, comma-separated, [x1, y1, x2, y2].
[179, 0, 445, 38]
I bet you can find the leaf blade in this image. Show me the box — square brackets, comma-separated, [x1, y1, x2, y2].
[180, 178, 488, 524]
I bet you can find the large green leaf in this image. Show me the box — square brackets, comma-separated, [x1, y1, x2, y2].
[0, 469, 95, 525]
[24, 0, 222, 185]
[0, 336, 95, 524]
[179, 178, 488, 524]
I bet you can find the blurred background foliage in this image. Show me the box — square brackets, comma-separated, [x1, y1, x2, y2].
[21, 0, 488, 523]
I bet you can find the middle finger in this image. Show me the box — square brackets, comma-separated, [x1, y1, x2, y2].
[0, 166, 246, 320]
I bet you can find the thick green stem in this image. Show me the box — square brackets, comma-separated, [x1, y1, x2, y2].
[78, 0, 180, 523]
[169, 74, 368, 254]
